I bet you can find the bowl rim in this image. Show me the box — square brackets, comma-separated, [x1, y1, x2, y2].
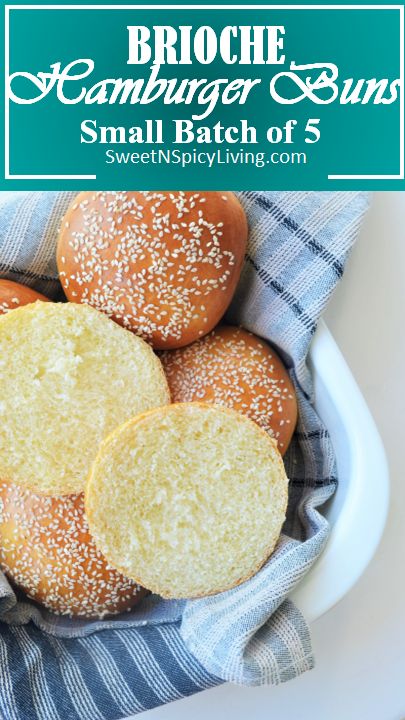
[289, 320, 390, 622]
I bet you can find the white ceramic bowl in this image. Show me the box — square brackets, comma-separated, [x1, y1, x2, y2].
[290, 320, 389, 622]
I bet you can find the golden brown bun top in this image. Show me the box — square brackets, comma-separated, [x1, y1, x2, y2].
[0, 279, 49, 314]
[57, 191, 248, 349]
[0, 481, 147, 618]
[161, 325, 297, 454]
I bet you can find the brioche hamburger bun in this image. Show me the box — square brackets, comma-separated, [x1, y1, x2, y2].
[0, 279, 49, 314]
[86, 403, 288, 599]
[0, 301, 170, 495]
[0, 482, 147, 618]
[161, 326, 297, 454]
[57, 191, 248, 349]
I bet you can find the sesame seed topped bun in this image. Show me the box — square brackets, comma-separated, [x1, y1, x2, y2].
[57, 191, 248, 349]
[160, 326, 297, 454]
[0, 279, 50, 314]
[0, 482, 147, 618]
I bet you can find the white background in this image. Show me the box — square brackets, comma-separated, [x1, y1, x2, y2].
[137, 192, 405, 720]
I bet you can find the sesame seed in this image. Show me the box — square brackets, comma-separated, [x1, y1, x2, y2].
[160, 326, 296, 450]
[0, 484, 145, 618]
[60, 192, 237, 345]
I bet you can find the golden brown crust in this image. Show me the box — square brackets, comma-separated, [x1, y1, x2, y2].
[57, 191, 248, 349]
[0, 279, 49, 314]
[85, 402, 288, 599]
[160, 326, 297, 454]
[0, 481, 148, 617]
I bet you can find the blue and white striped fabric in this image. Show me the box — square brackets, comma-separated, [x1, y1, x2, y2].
[0, 191, 369, 719]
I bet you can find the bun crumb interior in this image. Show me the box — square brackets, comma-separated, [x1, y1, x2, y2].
[86, 403, 288, 599]
[0, 301, 170, 495]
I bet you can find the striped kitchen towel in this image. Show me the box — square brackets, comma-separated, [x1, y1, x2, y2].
[0, 190, 369, 719]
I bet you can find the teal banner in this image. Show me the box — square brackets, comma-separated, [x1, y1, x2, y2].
[1, 1, 404, 189]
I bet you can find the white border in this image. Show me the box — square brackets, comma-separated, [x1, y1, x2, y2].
[4, 3, 404, 182]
